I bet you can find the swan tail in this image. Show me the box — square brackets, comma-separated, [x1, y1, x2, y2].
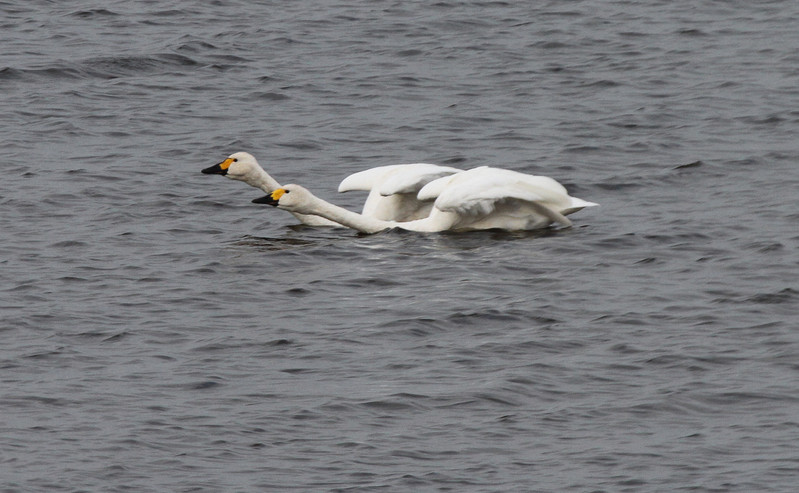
[561, 197, 599, 215]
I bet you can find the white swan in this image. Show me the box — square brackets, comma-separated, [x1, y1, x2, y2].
[338, 163, 462, 221]
[203, 152, 460, 224]
[252, 166, 598, 233]
[202, 151, 338, 226]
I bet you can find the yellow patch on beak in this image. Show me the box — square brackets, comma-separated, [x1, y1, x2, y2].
[219, 157, 235, 170]
[271, 189, 286, 200]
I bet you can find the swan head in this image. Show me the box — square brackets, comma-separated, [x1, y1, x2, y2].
[202, 152, 263, 182]
[252, 184, 314, 214]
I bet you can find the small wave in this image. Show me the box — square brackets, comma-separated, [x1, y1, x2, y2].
[746, 288, 798, 305]
[187, 380, 223, 390]
[82, 53, 200, 78]
[276, 141, 324, 151]
[229, 235, 317, 251]
[247, 91, 290, 101]
[373, 317, 445, 337]
[360, 395, 427, 412]
[175, 39, 218, 53]
[148, 9, 189, 18]
[736, 114, 786, 126]
[594, 180, 643, 190]
[396, 49, 424, 57]
[676, 28, 708, 37]
[674, 160, 704, 169]
[0, 67, 24, 80]
[68, 8, 119, 18]
[0, 65, 85, 81]
[50, 240, 89, 248]
[2, 53, 200, 83]
[446, 308, 527, 326]
[532, 41, 571, 49]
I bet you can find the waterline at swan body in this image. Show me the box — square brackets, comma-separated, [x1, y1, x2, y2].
[202, 152, 338, 226]
[338, 163, 462, 221]
[253, 167, 598, 234]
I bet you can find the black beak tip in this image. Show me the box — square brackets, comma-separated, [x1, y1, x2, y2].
[252, 195, 276, 206]
[201, 164, 226, 175]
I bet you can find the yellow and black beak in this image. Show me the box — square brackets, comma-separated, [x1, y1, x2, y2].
[202, 157, 235, 175]
[252, 188, 286, 207]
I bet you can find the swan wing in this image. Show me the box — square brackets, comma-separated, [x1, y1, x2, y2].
[417, 173, 458, 201]
[338, 165, 404, 192]
[429, 166, 594, 214]
[428, 167, 576, 228]
[434, 179, 544, 215]
[419, 166, 516, 202]
[340, 163, 462, 221]
[376, 163, 462, 196]
[416, 165, 504, 201]
[438, 183, 573, 228]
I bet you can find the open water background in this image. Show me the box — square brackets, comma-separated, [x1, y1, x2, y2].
[2, 1, 799, 491]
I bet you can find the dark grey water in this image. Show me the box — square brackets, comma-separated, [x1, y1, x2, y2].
[2, 1, 799, 491]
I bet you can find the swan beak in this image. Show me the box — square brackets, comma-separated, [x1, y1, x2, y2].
[202, 157, 235, 175]
[252, 189, 285, 207]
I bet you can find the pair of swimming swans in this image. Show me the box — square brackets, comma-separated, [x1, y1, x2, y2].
[202, 152, 460, 226]
[203, 152, 597, 234]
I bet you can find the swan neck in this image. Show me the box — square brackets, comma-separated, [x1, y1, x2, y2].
[251, 167, 282, 192]
[308, 195, 393, 234]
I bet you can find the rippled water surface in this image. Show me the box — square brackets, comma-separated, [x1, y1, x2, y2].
[3, 1, 799, 491]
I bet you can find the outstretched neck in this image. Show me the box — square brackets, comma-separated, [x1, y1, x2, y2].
[256, 168, 280, 193]
[250, 167, 282, 193]
[306, 195, 394, 234]
[300, 192, 455, 234]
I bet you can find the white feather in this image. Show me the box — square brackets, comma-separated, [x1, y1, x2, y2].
[258, 166, 597, 233]
[338, 163, 461, 221]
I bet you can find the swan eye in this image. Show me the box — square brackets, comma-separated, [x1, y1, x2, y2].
[233, 158, 238, 162]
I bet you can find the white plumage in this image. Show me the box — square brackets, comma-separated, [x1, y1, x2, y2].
[338, 163, 462, 221]
[204, 152, 461, 224]
[253, 166, 598, 234]
[202, 151, 337, 226]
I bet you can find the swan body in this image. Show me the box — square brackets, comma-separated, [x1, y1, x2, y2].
[338, 163, 462, 221]
[253, 166, 598, 234]
[202, 152, 339, 226]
